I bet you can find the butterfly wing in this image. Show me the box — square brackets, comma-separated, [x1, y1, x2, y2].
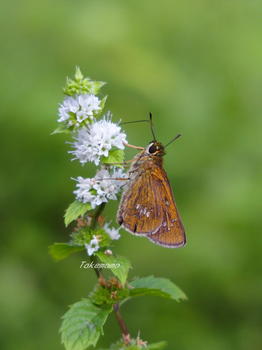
[117, 169, 164, 235]
[146, 168, 186, 247]
[117, 164, 186, 247]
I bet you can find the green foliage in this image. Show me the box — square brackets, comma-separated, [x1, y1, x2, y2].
[90, 283, 129, 307]
[96, 251, 131, 285]
[88, 81, 107, 95]
[49, 243, 84, 261]
[63, 67, 106, 96]
[101, 149, 125, 166]
[71, 227, 111, 248]
[99, 95, 108, 111]
[49, 227, 117, 262]
[51, 124, 71, 135]
[146, 342, 167, 350]
[60, 299, 112, 350]
[129, 276, 186, 302]
[64, 201, 92, 227]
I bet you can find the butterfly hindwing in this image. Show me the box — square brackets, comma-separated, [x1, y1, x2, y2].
[146, 168, 186, 247]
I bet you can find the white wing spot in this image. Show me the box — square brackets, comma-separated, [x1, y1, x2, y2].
[165, 200, 170, 206]
[146, 212, 150, 217]
[136, 204, 140, 210]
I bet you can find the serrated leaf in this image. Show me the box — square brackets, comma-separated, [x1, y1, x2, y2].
[129, 276, 186, 302]
[60, 299, 112, 350]
[96, 251, 131, 285]
[64, 200, 92, 227]
[49, 243, 84, 261]
[101, 149, 124, 165]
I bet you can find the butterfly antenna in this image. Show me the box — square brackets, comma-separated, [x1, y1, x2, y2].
[120, 119, 149, 125]
[164, 134, 182, 148]
[149, 112, 157, 141]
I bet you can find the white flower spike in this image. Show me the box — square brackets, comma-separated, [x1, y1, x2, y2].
[70, 113, 127, 165]
[73, 168, 127, 209]
[58, 94, 101, 127]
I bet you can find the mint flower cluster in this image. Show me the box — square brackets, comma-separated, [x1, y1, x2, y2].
[58, 94, 101, 127]
[55, 68, 128, 255]
[70, 112, 127, 165]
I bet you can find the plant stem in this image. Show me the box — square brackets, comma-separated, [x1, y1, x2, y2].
[90, 202, 106, 230]
[89, 203, 106, 278]
[89, 255, 101, 278]
[113, 303, 130, 338]
[90, 202, 130, 341]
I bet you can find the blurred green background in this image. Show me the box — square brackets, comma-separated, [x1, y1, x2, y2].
[1, 0, 262, 349]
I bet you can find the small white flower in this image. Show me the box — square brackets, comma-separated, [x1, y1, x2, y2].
[85, 236, 100, 256]
[73, 168, 127, 209]
[73, 176, 96, 204]
[70, 113, 127, 165]
[104, 222, 121, 240]
[58, 94, 101, 127]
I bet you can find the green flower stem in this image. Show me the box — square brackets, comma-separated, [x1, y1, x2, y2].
[89, 203, 107, 278]
[90, 202, 106, 230]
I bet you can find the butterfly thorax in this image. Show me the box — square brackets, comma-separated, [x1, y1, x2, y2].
[129, 141, 165, 173]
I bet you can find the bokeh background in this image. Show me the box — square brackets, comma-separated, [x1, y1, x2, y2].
[1, 0, 262, 349]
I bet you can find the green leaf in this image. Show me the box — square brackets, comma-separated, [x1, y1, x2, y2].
[51, 124, 71, 135]
[96, 251, 131, 285]
[60, 298, 112, 350]
[99, 95, 107, 110]
[64, 200, 92, 227]
[88, 81, 106, 95]
[147, 341, 167, 350]
[129, 276, 186, 302]
[101, 149, 124, 165]
[74, 66, 84, 81]
[49, 243, 84, 261]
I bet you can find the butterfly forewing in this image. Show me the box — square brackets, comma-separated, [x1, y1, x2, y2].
[117, 169, 163, 234]
[147, 170, 185, 247]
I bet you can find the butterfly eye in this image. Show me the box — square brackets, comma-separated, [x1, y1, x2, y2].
[148, 144, 157, 154]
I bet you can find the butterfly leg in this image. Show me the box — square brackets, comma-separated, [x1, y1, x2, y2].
[95, 177, 130, 181]
[104, 160, 132, 167]
[124, 142, 144, 150]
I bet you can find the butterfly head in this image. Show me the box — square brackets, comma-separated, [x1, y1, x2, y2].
[146, 141, 165, 156]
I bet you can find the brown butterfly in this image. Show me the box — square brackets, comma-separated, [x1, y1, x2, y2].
[117, 117, 186, 248]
